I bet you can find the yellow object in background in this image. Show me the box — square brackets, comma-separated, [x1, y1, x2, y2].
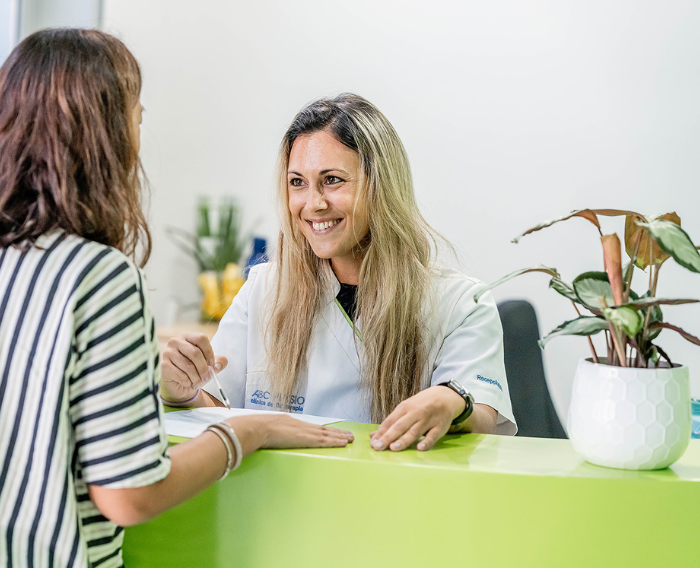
[198, 263, 245, 321]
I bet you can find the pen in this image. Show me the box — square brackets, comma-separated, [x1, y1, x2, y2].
[205, 365, 231, 410]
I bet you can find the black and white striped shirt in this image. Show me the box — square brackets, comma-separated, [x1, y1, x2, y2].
[0, 230, 171, 568]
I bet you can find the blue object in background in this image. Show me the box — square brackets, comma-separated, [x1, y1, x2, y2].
[245, 237, 267, 278]
[692, 399, 700, 439]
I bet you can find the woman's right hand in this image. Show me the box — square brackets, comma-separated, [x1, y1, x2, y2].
[228, 414, 354, 451]
[161, 333, 228, 402]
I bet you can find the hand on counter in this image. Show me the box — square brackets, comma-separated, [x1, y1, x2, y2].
[161, 333, 228, 404]
[370, 386, 497, 451]
[243, 414, 355, 450]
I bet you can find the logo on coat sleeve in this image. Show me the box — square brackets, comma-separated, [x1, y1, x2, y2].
[476, 375, 503, 392]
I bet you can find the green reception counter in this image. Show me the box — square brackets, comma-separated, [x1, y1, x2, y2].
[123, 422, 700, 567]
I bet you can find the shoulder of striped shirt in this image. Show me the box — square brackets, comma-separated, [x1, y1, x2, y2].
[64, 234, 145, 291]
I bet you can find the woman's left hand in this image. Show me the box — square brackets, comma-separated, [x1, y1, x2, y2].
[369, 386, 466, 452]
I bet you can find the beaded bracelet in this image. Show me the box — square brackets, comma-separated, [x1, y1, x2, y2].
[206, 425, 235, 481]
[160, 388, 201, 408]
[209, 421, 243, 472]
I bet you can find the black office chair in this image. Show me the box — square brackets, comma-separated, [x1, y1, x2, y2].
[497, 300, 567, 439]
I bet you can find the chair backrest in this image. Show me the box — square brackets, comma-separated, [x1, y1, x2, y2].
[497, 300, 567, 439]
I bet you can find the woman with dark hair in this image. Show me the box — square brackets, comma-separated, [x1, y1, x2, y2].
[0, 29, 353, 568]
[161, 94, 516, 452]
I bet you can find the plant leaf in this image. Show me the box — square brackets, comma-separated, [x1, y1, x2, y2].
[603, 306, 643, 337]
[512, 209, 649, 244]
[654, 344, 674, 366]
[626, 212, 681, 269]
[512, 210, 602, 243]
[539, 316, 609, 348]
[572, 271, 615, 308]
[624, 297, 699, 308]
[648, 322, 700, 347]
[548, 277, 579, 302]
[637, 218, 700, 273]
[601, 234, 624, 305]
[649, 346, 660, 364]
[474, 266, 560, 302]
[591, 209, 645, 219]
[165, 227, 210, 271]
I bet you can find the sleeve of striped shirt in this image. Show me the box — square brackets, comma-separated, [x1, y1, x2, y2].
[68, 248, 171, 488]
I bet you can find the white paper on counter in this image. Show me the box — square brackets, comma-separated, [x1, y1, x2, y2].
[164, 407, 344, 438]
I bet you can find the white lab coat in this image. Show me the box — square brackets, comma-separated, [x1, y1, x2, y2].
[204, 263, 517, 434]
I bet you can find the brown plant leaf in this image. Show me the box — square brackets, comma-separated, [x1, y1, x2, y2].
[625, 212, 681, 269]
[601, 234, 624, 305]
[649, 322, 700, 347]
[592, 209, 645, 219]
[513, 209, 647, 244]
[513, 210, 601, 243]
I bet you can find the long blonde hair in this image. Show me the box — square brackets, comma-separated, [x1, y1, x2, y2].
[266, 93, 437, 422]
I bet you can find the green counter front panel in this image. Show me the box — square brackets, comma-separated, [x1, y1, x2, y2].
[123, 423, 700, 568]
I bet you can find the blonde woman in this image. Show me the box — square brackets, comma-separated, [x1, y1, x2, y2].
[161, 94, 516, 451]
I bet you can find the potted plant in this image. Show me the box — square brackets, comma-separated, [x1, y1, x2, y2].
[168, 197, 248, 321]
[476, 209, 700, 470]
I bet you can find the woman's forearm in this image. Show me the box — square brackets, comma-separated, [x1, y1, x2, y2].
[89, 416, 266, 526]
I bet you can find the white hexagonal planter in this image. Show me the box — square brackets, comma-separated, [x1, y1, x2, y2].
[568, 358, 691, 470]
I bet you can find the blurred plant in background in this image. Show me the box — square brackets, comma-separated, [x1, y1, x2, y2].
[168, 197, 249, 321]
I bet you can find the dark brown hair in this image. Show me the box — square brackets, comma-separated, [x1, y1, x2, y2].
[0, 28, 151, 264]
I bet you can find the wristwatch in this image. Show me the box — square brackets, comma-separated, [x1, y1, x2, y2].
[438, 380, 474, 426]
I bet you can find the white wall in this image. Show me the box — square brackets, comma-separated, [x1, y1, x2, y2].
[1, 0, 102, 63]
[0, 0, 19, 63]
[19, 0, 101, 38]
[102, 0, 700, 423]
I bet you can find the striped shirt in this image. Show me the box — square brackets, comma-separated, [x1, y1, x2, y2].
[0, 230, 171, 568]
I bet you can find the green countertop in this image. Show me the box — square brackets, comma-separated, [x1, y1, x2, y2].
[123, 421, 700, 567]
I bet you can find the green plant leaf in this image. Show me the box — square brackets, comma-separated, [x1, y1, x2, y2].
[197, 198, 212, 238]
[548, 278, 579, 302]
[625, 212, 681, 269]
[649, 346, 660, 364]
[637, 219, 700, 273]
[538, 316, 609, 348]
[572, 271, 615, 308]
[648, 322, 700, 347]
[474, 266, 560, 302]
[624, 297, 699, 308]
[603, 306, 643, 337]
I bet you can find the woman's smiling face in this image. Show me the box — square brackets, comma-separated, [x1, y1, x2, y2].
[287, 129, 369, 282]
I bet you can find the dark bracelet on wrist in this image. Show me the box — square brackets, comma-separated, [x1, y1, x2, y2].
[438, 380, 474, 425]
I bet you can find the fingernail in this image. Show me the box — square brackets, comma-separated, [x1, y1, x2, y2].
[372, 440, 384, 450]
[417, 443, 425, 450]
[214, 362, 222, 372]
[391, 442, 401, 450]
